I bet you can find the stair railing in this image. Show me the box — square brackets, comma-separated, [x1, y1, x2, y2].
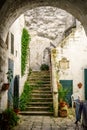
[50, 49, 58, 117]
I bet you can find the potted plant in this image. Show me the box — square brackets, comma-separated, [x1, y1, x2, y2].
[58, 83, 71, 117]
[2, 108, 19, 129]
[40, 64, 49, 71]
[2, 69, 13, 91]
[13, 97, 20, 114]
[77, 82, 82, 89]
[58, 86, 70, 104]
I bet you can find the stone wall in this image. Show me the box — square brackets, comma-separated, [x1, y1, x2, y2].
[0, 15, 25, 110]
[8, 14, 26, 96]
[0, 0, 87, 87]
[25, 7, 75, 70]
[0, 0, 87, 41]
[56, 23, 87, 100]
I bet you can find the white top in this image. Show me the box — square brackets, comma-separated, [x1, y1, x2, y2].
[71, 92, 81, 101]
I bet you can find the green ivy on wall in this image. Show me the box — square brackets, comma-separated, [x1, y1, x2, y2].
[21, 28, 31, 76]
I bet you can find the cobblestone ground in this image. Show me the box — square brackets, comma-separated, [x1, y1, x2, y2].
[14, 109, 83, 130]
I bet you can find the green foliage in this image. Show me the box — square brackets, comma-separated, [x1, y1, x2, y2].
[19, 82, 33, 110]
[28, 68, 32, 76]
[21, 28, 31, 76]
[2, 108, 19, 129]
[13, 97, 19, 109]
[40, 64, 49, 71]
[6, 69, 13, 83]
[58, 84, 71, 102]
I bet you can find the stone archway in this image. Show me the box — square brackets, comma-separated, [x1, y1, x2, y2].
[0, 0, 87, 41]
[0, 0, 87, 110]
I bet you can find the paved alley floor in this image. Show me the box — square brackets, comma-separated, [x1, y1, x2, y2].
[13, 109, 83, 130]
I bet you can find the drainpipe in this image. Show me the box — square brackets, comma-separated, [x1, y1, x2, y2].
[51, 49, 58, 117]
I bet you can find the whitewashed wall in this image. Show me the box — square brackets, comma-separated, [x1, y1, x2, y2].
[56, 24, 87, 100]
[29, 34, 51, 70]
[9, 15, 25, 95]
[0, 15, 25, 110]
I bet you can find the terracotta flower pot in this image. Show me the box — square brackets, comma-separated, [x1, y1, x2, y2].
[59, 110, 67, 117]
[60, 101, 66, 107]
[78, 82, 82, 88]
[14, 109, 20, 114]
[2, 83, 9, 91]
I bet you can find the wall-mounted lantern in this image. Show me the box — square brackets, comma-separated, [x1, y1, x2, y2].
[59, 57, 69, 70]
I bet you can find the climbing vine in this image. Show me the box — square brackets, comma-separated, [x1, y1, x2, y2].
[19, 81, 33, 110]
[21, 28, 31, 76]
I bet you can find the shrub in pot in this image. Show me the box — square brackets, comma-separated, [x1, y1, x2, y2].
[2, 108, 19, 129]
[40, 64, 49, 71]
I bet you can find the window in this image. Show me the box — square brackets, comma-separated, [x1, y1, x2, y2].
[11, 33, 14, 54]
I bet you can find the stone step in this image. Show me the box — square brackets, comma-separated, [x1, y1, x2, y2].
[19, 111, 53, 116]
[25, 106, 51, 111]
[30, 74, 50, 77]
[32, 90, 52, 95]
[31, 93, 52, 98]
[28, 73, 50, 77]
[28, 81, 50, 84]
[28, 77, 50, 81]
[32, 90, 52, 93]
[27, 83, 51, 86]
[28, 76, 50, 80]
[21, 70, 53, 116]
[30, 71, 50, 74]
[32, 87, 51, 91]
[31, 98, 53, 102]
[27, 102, 53, 106]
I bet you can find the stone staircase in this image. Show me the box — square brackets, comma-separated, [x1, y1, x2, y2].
[20, 71, 53, 116]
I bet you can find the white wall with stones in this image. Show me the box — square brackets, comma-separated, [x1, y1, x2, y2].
[24, 7, 75, 71]
[9, 15, 26, 96]
[56, 23, 87, 100]
[0, 15, 25, 110]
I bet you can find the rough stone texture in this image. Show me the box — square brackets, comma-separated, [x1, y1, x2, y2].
[25, 7, 75, 43]
[0, 0, 87, 76]
[13, 111, 82, 130]
[0, 0, 87, 41]
[24, 7, 75, 70]
[0, 45, 8, 110]
[0, 46, 7, 84]
[0, 15, 25, 110]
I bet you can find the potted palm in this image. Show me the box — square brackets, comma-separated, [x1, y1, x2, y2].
[2, 69, 13, 91]
[58, 84, 71, 117]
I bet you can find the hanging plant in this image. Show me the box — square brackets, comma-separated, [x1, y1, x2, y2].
[2, 83, 9, 91]
[77, 82, 82, 89]
[1, 69, 13, 91]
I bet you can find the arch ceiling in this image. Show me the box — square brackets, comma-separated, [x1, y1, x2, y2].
[0, 0, 87, 41]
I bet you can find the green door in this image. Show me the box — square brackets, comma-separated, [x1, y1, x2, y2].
[60, 80, 73, 107]
[84, 69, 87, 100]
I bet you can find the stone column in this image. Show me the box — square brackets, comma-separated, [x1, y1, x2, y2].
[51, 49, 58, 117]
